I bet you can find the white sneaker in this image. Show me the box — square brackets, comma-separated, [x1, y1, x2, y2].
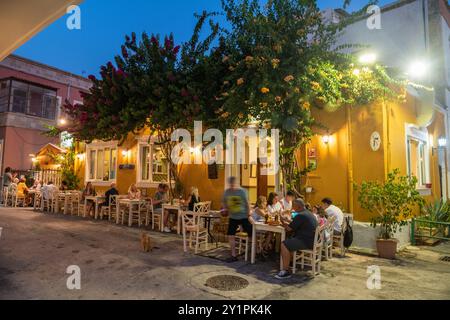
[275, 270, 292, 279]
[163, 227, 171, 233]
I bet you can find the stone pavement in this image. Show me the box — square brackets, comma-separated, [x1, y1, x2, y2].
[0, 207, 449, 300]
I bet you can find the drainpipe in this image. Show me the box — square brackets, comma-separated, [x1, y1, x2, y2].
[346, 105, 354, 214]
[382, 98, 391, 178]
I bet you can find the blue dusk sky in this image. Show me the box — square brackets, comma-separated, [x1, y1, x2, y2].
[14, 0, 392, 77]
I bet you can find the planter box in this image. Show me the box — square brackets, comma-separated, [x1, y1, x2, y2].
[415, 226, 444, 245]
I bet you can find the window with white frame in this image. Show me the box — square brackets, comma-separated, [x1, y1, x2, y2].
[406, 125, 430, 189]
[137, 142, 169, 184]
[86, 144, 117, 182]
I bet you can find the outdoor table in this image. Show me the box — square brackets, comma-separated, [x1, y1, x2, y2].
[201, 211, 221, 247]
[251, 222, 286, 270]
[116, 198, 146, 226]
[161, 203, 185, 234]
[84, 195, 106, 219]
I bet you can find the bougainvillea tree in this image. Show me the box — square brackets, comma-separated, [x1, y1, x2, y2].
[60, 12, 226, 197]
[214, 0, 400, 195]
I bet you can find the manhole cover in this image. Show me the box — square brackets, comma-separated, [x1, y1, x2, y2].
[440, 256, 450, 262]
[205, 275, 249, 291]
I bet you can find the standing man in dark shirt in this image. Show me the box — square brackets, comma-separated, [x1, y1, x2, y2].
[275, 198, 318, 279]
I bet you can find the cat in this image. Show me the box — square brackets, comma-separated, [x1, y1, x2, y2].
[140, 232, 152, 252]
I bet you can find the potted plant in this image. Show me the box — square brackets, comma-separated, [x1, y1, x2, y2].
[355, 169, 424, 259]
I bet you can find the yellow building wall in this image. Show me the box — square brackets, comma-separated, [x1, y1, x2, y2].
[303, 97, 446, 222]
[74, 133, 226, 209]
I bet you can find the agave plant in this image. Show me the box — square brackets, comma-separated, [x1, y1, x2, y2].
[422, 200, 450, 222]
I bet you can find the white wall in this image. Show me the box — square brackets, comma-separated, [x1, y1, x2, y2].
[336, 0, 428, 71]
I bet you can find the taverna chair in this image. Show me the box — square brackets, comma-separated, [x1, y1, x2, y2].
[292, 224, 326, 277]
[193, 201, 211, 214]
[323, 215, 336, 260]
[100, 194, 118, 221]
[332, 217, 348, 257]
[181, 211, 209, 254]
[151, 202, 163, 230]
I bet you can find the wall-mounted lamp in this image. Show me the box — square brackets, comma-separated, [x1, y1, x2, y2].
[121, 149, 128, 157]
[438, 137, 447, 148]
[322, 134, 330, 144]
[76, 153, 84, 160]
[58, 118, 67, 126]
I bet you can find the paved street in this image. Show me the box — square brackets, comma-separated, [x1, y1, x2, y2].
[0, 207, 449, 300]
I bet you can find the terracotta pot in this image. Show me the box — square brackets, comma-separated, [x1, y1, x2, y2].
[376, 238, 398, 259]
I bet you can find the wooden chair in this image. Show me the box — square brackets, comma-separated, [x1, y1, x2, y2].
[55, 192, 66, 214]
[151, 204, 163, 231]
[131, 200, 147, 227]
[332, 217, 347, 257]
[33, 192, 42, 211]
[193, 201, 211, 213]
[65, 192, 80, 215]
[100, 194, 119, 221]
[235, 231, 249, 261]
[2, 187, 9, 207]
[323, 216, 336, 260]
[6, 185, 17, 207]
[14, 191, 26, 208]
[41, 189, 56, 213]
[144, 198, 153, 227]
[181, 211, 209, 254]
[292, 224, 326, 277]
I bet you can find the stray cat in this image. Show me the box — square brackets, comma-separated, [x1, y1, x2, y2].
[140, 232, 152, 252]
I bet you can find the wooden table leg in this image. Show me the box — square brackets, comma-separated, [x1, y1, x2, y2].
[251, 224, 256, 264]
[177, 209, 181, 235]
[128, 204, 133, 227]
[94, 200, 99, 220]
[116, 202, 120, 224]
[160, 206, 165, 232]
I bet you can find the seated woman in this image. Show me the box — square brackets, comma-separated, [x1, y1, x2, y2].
[252, 196, 268, 223]
[267, 192, 283, 217]
[82, 182, 95, 216]
[127, 183, 141, 200]
[312, 205, 327, 226]
[251, 195, 274, 256]
[187, 187, 200, 211]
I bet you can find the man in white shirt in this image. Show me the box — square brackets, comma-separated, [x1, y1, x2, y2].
[280, 190, 295, 211]
[321, 198, 344, 234]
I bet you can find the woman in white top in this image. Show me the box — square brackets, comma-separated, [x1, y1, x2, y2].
[267, 192, 282, 216]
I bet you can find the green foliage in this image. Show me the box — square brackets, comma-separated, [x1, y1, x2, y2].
[355, 169, 424, 239]
[215, 0, 399, 194]
[422, 200, 450, 222]
[53, 0, 400, 199]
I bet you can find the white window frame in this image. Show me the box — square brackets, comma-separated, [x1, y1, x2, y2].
[136, 136, 170, 188]
[85, 141, 118, 186]
[405, 124, 431, 194]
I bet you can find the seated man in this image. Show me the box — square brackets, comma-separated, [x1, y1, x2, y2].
[320, 197, 344, 235]
[275, 198, 318, 279]
[153, 184, 169, 232]
[99, 182, 119, 210]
